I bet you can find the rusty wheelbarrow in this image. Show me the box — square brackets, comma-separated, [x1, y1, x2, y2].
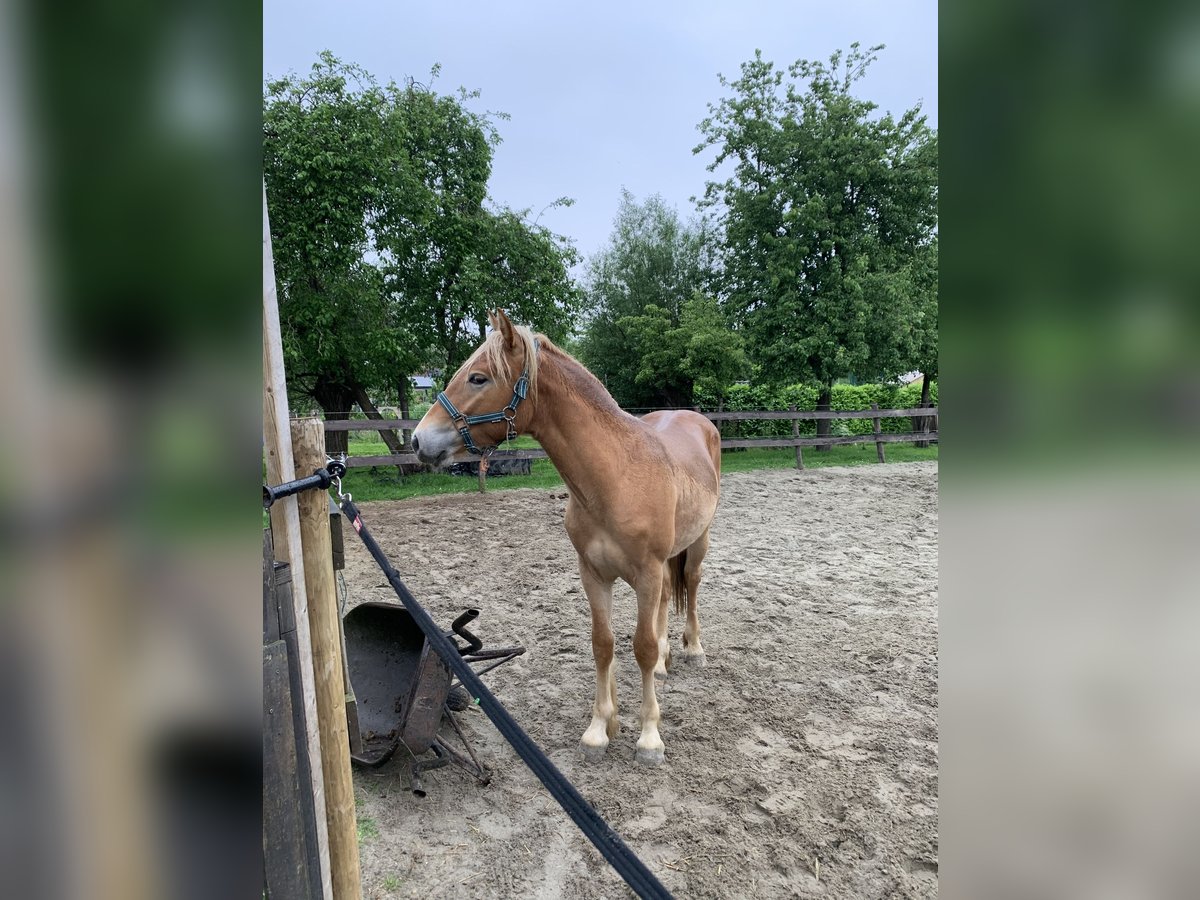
[343, 600, 524, 796]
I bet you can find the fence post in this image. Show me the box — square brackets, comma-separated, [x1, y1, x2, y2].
[292, 417, 362, 900]
[871, 403, 885, 463]
[478, 455, 489, 493]
[264, 181, 333, 900]
[789, 404, 804, 470]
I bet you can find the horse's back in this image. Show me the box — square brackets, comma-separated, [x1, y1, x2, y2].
[641, 409, 721, 490]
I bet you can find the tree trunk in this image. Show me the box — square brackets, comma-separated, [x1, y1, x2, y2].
[815, 385, 833, 452]
[351, 384, 405, 454]
[660, 381, 694, 410]
[913, 374, 932, 448]
[312, 377, 355, 457]
[399, 385, 413, 449]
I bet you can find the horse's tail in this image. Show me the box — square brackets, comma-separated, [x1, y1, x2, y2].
[668, 550, 688, 616]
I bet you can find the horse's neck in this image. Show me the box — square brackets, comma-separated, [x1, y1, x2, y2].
[527, 351, 640, 507]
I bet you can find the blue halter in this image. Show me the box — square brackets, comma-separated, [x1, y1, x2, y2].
[435, 346, 535, 456]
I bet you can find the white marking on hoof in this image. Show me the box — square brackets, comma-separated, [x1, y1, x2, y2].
[579, 741, 608, 763]
[635, 746, 665, 766]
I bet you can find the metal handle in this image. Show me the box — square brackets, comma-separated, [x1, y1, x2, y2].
[262, 459, 347, 509]
[450, 608, 483, 655]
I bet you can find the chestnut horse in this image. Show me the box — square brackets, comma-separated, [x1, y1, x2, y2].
[412, 310, 721, 765]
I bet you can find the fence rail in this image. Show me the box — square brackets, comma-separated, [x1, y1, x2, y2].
[707, 406, 931, 421]
[318, 406, 937, 431]
[319, 406, 937, 470]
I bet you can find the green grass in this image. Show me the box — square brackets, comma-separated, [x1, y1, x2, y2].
[336, 434, 937, 503]
[719, 441, 938, 473]
[356, 815, 380, 842]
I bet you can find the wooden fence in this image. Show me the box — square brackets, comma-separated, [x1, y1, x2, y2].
[321, 405, 938, 470]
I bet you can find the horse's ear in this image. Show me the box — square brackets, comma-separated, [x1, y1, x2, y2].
[487, 310, 500, 332]
[496, 308, 516, 350]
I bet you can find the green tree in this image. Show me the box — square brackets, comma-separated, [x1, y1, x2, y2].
[907, 237, 938, 445]
[617, 295, 748, 407]
[372, 75, 581, 380]
[695, 43, 937, 446]
[264, 53, 582, 449]
[264, 52, 420, 451]
[578, 191, 721, 407]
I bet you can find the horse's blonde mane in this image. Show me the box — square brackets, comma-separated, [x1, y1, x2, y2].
[476, 321, 540, 402]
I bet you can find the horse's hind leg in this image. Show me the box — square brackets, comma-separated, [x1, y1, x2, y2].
[578, 560, 618, 762]
[680, 527, 710, 664]
[653, 571, 671, 680]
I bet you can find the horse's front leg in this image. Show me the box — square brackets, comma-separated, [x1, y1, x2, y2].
[578, 560, 618, 762]
[633, 566, 666, 766]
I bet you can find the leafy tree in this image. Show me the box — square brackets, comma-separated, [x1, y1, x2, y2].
[617, 295, 748, 407]
[578, 190, 721, 407]
[264, 53, 581, 450]
[695, 43, 937, 445]
[264, 53, 420, 450]
[372, 75, 581, 380]
[907, 236, 938, 444]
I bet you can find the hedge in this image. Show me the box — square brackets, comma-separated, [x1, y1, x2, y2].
[694, 380, 938, 439]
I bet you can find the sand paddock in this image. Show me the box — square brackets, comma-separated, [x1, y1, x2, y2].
[342, 461, 938, 899]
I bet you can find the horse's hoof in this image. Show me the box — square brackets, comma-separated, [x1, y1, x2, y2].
[653, 669, 668, 683]
[680, 651, 707, 667]
[635, 746, 665, 767]
[579, 742, 608, 763]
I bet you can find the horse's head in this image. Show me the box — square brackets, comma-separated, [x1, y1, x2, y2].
[412, 309, 539, 467]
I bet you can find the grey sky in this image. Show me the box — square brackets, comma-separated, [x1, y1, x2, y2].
[264, 1, 937, 276]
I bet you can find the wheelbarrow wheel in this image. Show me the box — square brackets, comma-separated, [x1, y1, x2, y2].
[446, 686, 472, 712]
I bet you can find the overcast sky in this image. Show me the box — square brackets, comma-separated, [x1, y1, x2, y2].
[263, 1, 937, 276]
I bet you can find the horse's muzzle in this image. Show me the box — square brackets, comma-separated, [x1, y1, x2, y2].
[411, 435, 447, 467]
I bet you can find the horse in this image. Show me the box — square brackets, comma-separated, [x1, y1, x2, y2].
[412, 309, 721, 765]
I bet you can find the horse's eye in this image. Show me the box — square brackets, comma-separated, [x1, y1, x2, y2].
[468, 373, 488, 385]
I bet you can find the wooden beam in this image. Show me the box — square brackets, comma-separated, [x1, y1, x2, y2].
[789, 404, 803, 470]
[321, 407, 939, 430]
[703, 407, 936, 421]
[871, 403, 886, 463]
[292, 417, 361, 900]
[350, 384, 407, 454]
[263, 182, 333, 900]
[263, 640, 317, 900]
[336, 434, 938, 469]
[321, 418, 423, 432]
[719, 432, 938, 449]
[343, 449, 549, 468]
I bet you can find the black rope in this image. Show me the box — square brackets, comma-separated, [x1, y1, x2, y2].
[338, 497, 674, 900]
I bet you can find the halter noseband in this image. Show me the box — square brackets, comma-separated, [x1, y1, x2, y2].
[434, 341, 537, 456]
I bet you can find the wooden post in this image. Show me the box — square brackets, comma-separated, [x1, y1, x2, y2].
[293, 417, 362, 900]
[264, 637, 317, 900]
[265, 544, 324, 898]
[263, 182, 335, 900]
[478, 454, 489, 492]
[871, 403, 886, 463]
[789, 404, 804, 470]
[328, 501, 360, 755]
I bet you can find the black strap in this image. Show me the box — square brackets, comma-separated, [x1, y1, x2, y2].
[339, 497, 674, 900]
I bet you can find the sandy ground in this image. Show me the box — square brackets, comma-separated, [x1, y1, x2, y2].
[341, 461, 938, 899]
